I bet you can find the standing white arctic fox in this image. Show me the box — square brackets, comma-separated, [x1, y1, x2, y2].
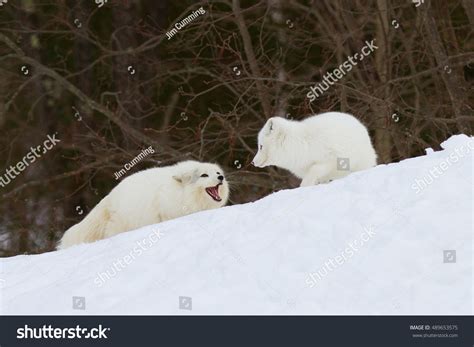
[57, 161, 229, 249]
[252, 112, 377, 186]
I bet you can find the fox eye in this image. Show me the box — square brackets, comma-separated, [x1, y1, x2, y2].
[200, 174, 209, 177]
[259, 145, 263, 150]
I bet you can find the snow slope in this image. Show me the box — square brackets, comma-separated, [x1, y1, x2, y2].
[1, 135, 472, 315]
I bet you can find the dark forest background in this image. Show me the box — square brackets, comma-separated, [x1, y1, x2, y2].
[0, 0, 473, 257]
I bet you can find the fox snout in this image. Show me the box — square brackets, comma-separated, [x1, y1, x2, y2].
[252, 154, 265, 168]
[251, 160, 261, 167]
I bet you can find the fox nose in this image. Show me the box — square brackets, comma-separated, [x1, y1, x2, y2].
[218, 175, 224, 181]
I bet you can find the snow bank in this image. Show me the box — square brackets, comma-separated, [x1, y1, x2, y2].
[1, 135, 472, 315]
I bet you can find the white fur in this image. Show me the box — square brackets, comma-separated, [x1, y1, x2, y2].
[252, 112, 377, 186]
[57, 161, 229, 249]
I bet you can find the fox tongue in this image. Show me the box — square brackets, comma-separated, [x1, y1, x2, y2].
[206, 185, 221, 201]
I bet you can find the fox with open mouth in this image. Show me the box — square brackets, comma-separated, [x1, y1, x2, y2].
[58, 160, 229, 249]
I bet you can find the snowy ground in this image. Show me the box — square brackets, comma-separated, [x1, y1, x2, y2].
[0, 135, 472, 315]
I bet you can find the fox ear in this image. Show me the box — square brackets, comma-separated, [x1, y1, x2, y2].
[266, 117, 282, 135]
[266, 118, 275, 135]
[173, 170, 196, 185]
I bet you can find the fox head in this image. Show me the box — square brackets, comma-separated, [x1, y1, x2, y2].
[252, 117, 288, 168]
[172, 161, 229, 209]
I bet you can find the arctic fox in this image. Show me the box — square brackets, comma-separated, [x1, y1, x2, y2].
[252, 112, 377, 186]
[57, 161, 229, 249]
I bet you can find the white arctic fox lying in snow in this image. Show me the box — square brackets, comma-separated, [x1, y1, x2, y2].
[252, 112, 377, 186]
[58, 161, 229, 249]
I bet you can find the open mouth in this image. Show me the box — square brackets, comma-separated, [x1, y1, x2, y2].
[205, 184, 222, 202]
